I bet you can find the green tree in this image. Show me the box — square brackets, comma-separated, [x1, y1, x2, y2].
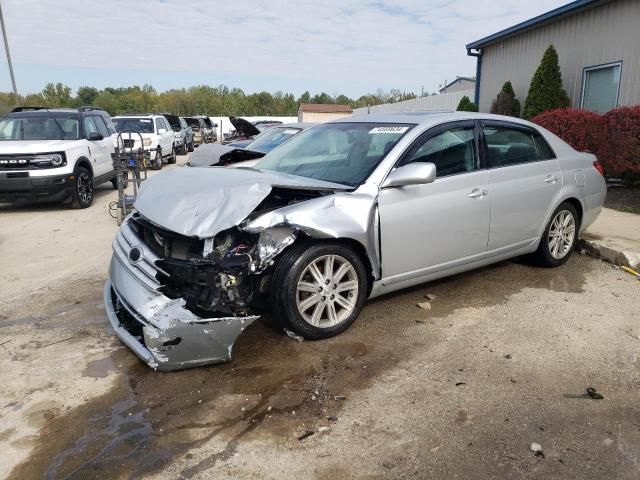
[41, 82, 72, 107]
[490, 81, 521, 117]
[74, 86, 99, 106]
[298, 91, 311, 104]
[523, 45, 570, 119]
[456, 96, 479, 112]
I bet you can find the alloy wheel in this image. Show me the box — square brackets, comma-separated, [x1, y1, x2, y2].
[548, 209, 576, 259]
[296, 254, 359, 328]
[77, 171, 93, 205]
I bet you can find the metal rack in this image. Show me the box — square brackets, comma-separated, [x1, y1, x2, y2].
[110, 130, 150, 225]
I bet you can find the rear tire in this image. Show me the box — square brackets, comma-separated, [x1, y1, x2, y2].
[71, 166, 94, 209]
[271, 242, 368, 340]
[532, 201, 579, 267]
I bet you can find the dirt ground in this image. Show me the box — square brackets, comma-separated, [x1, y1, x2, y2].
[605, 187, 640, 215]
[1, 155, 640, 479]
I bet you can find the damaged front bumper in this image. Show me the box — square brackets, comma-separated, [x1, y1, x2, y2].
[104, 219, 259, 371]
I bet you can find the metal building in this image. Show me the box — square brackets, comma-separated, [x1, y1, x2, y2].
[467, 0, 640, 113]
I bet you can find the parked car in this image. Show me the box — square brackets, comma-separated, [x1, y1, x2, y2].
[188, 115, 214, 143]
[184, 117, 209, 146]
[104, 112, 606, 370]
[222, 116, 261, 145]
[112, 114, 176, 170]
[161, 113, 194, 154]
[208, 117, 219, 143]
[0, 106, 117, 208]
[188, 123, 315, 168]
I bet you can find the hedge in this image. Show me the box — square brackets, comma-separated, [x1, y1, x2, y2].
[532, 106, 640, 178]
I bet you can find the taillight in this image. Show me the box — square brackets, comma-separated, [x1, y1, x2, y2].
[593, 160, 605, 177]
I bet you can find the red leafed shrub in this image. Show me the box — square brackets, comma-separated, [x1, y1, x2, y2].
[532, 107, 640, 178]
[602, 106, 640, 178]
[532, 108, 606, 158]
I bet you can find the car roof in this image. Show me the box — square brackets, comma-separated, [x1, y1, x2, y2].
[330, 111, 538, 128]
[113, 114, 159, 119]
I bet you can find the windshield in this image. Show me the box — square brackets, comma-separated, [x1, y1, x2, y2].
[113, 118, 154, 134]
[246, 126, 302, 153]
[0, 114, 80, 141]
[255, 122, 413, 186]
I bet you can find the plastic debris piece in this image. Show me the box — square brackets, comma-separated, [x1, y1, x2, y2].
[563, 387, 604, 400]
[298, 431, 315, 441]
[318, 426, 330, 433]
[621, 266, 640, 279]
[284, 329, 304, 342]
[425, 293, 437, 301]
[416, 301, 431, 310]
[430, 445, 443, 453]
[529, 442, 544, 457]
[334, 395, 346, 400]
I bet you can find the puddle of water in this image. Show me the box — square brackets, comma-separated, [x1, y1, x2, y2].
[82, 357, 117, 379]
[6, 256, 594, 479]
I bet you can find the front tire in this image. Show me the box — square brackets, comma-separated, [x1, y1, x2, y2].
[151, 148, 162, 170]
[271, 242, 368, 340]
[71, 166, 94, 209]
[532, 202, 579, 267]
[188, 140, 194, 152]
[168, 145, 177, 164]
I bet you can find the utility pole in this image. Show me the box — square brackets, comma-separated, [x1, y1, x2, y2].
[0, 0, 17, 101]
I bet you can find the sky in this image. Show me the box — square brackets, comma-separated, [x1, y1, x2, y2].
[0, 0, 570, 97]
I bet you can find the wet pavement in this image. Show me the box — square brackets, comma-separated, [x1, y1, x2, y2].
[2, 255, 640, 479]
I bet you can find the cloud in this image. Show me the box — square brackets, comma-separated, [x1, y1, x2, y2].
[1, 0, 568, 95]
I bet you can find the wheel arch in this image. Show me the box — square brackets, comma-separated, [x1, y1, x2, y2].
[288, 234, 375, 295]
[75, 156, 94, 176]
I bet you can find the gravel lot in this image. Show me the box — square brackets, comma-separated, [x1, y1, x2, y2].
[1, 155, 639, 479]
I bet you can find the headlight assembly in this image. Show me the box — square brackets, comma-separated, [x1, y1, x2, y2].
[32, 153, 66, 168]
[143, 138, 153, 146]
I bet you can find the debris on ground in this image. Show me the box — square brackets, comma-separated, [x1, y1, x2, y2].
[415, 319, 426, 324]
[529, 442, 545, 457]
[455, 382, 466, 386]
[621, 266, 640, 279]
[297, 430, 315, 441]
[425, 293, 437, 301]
[327, 416, 338, 422]
[334, 395, 347, 400]
[284, 329, 304, 342]
[318, 426, 330, 433]
[563, 387, 604, 400]
[504, 354, 512, 359]
[430, 445, 443, 453]
[416, 301, 431, 310]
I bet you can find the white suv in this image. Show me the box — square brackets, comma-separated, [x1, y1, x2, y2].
[112, 114, 176, 170]
[0, 106, 118, 208]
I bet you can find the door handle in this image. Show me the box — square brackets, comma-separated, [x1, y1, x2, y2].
[544, 175, 558, 184]
[468, 188, 488, 199]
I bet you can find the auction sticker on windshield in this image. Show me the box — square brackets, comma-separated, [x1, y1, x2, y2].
[369, 126, 409, 134]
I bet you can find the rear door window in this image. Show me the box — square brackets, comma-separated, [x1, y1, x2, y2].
[483, 125, 555, 168]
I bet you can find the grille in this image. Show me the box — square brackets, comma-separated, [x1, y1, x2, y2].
[129, 214, 204, 261]
[0, 154, 39, 170]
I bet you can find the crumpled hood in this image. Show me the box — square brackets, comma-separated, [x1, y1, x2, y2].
[134, 166, 351, 238]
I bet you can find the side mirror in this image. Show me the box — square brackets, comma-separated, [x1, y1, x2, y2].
[381, 163, 437, 188]
[158, 128, 167, 134]
[88, 132, 103, 141]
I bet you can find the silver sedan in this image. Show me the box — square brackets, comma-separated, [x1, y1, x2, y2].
[104, 112, 606, 370]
